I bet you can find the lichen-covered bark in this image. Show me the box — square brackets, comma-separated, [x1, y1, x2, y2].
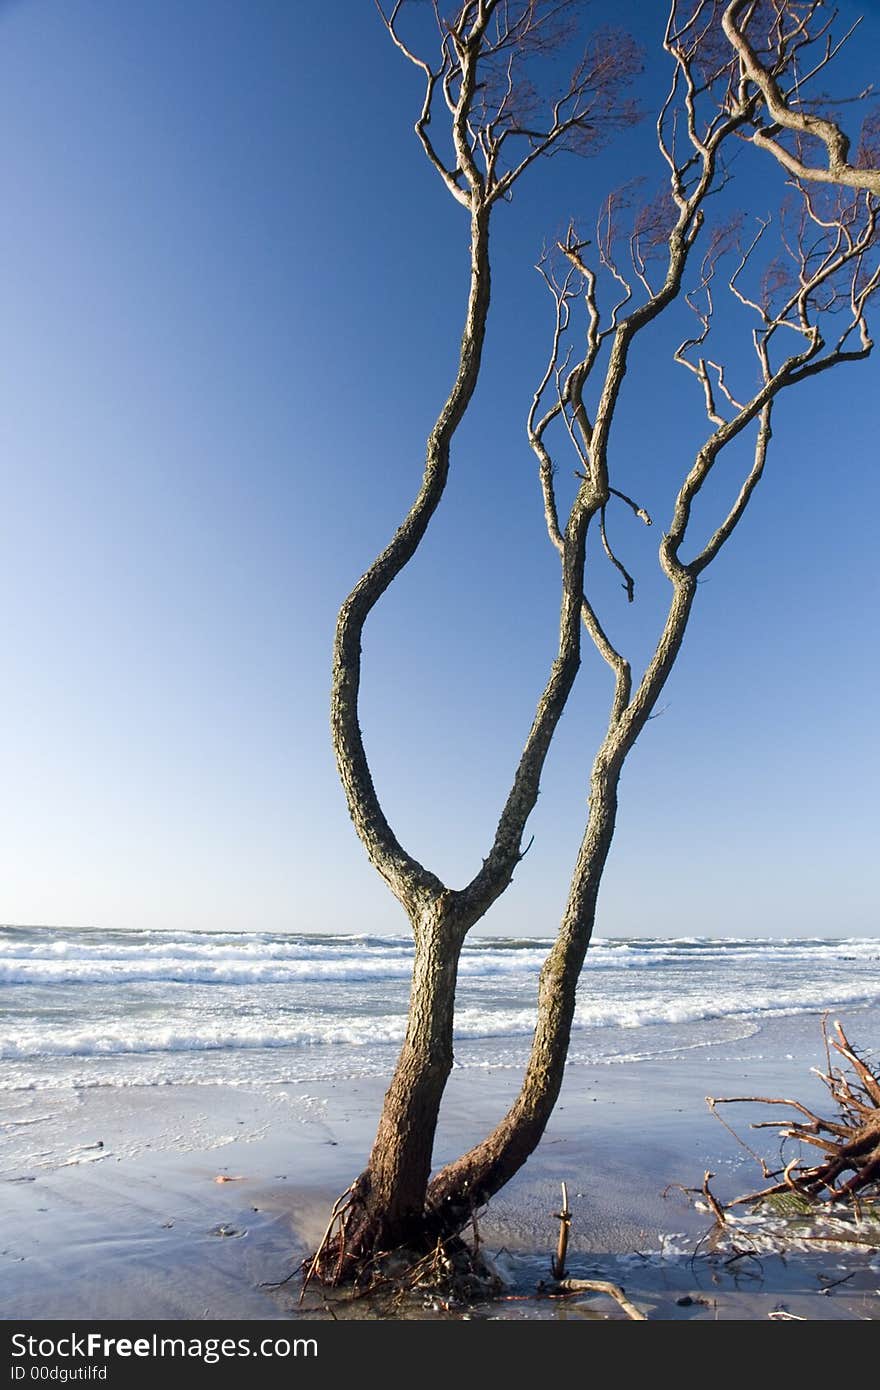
[344, 906, 466, 1254]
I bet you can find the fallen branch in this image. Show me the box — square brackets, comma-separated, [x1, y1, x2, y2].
[702, 1170, 727, 1226]
[551, 1278, 648, 1321]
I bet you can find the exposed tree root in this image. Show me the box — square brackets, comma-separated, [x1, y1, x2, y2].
[303, 1224, 504, 1311]
[707, 1018, 880, 1218]
[300, 1172, 502, 1305]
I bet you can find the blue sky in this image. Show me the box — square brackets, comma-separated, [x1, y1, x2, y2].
[0, 0, 877, 938]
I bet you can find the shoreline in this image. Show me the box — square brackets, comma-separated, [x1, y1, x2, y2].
[3, 1012, 879, 1321]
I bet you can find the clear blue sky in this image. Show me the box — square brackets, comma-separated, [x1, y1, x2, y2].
[0, 0, 877, 938]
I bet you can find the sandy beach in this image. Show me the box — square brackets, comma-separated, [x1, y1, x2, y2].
[3, 1009, 879, 1322]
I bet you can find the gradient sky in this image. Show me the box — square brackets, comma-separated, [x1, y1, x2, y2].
[0, 0, 877, 938]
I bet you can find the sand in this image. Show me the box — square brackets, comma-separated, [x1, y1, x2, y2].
[2, 1027, 879, 1322]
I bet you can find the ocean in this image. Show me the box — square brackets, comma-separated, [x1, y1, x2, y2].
[3, 925, 879, 1093]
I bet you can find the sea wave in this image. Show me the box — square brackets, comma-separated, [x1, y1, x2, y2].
[0, 934, 414, 962]
[1, 931, 877, 986]
[5, 979, 880, 1061]
[0, 951, 550, 986]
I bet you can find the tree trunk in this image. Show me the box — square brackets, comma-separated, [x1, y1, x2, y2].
[313, 900, 468, 1275]
[425, 766, 620, 1235]
[364, 911, 463, 1236]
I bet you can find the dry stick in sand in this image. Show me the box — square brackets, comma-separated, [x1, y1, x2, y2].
[550, 1181, 572, 1280]
[545, 1180, 647, 1320]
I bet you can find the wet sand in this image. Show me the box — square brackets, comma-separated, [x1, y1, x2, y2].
[2, 1032, 879, 1321]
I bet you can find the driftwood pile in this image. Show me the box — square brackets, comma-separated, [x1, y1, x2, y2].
[706, 1018, 880, 1218]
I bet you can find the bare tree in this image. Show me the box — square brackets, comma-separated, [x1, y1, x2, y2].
[314, 0, 878, 1285]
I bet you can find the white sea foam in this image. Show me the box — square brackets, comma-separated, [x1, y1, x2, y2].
[0, 1017, 410, 1057]
[571, 980, 880, 1028]
[0, 935, 413, 962]
[2, 932, 876, 986]
[3, 928, 878, 1093]
[4, 981, 879, 1063]
[0, 951, 552, 986]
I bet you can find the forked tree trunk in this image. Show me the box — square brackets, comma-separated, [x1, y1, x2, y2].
[315, 766, 621, 1278]
[313, 578, 696, 1281]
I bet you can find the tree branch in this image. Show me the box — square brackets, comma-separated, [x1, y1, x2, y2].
[722, 0, 880, 196]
